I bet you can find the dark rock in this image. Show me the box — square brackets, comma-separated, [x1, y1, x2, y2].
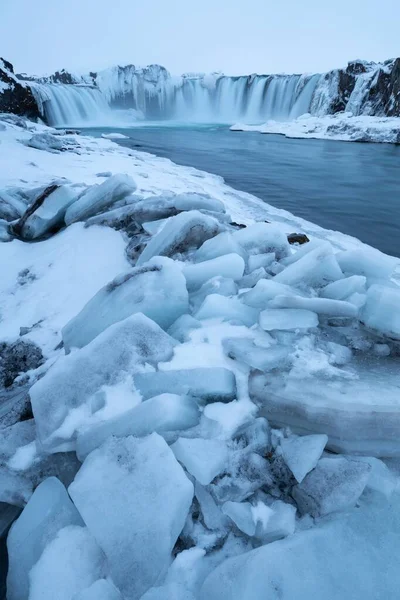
[125, 239, 148, 264]
[0, 58, 40, 119]
[229, 221, 247, 229]
[287, 233, 310, 245]
[0, 340, 43, 389]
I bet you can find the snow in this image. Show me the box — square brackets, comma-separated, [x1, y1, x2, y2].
[73, 579, 122, 600]
[31, 314, 176, 452]
[101, 132, 128, 139]
[7, 477, 83, 600]
[0, 223, 130, 353]
[231, 112, 400, 145]
[28, 525, 106, 600]
[69, 434, 193, 599]
[62, 257, 188, 350]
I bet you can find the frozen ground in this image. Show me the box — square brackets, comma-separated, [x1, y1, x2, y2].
[1, 113, 400, 599]
[231, 112, 400, 144]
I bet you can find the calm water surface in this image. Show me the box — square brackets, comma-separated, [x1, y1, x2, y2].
[84, 124, 400, 257]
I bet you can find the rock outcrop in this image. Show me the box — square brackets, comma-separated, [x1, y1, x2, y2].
[0, 58, 40, 119]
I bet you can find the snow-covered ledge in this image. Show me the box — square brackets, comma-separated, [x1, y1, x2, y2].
[231, 112, 400, 144]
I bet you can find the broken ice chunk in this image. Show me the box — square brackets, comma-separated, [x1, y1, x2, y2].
[336, 248, 397, 280]
[173, 193, 225, 214]
[7, 477, 82, 600]
[238, 267, 266, 289]
[241, 279, 300, 308]
[360, 284, 400, 340]
[232, 223, 290, 260]
[195, 231, 248, 263]
[183, 253, 245, 291]
[222, 501, 256, 536]
[28, 525, 106, 600]
[168, 314, 202, 342]
[69, 434, 193, 600]
[255, 499, 296, 543]
[133, 368, 236, 403]
[247, 253, 275, 273]
[292, 457, 371, 517]
[137, 210, 221, 265]
[223, 337, 291, 372]
[65, 174, 136, 224]
[356, 457, 397, 498]
[320, 275, 367, 300]
[259, 308, 318, 331]
[33, 314, 176, 452]
[195, 482, 229, 531]
[269, 295, 358, 318]
[62, 258, 188, 349]
[199, 493, 400, 600]
[172, 438, 229, 485]
[233, 418, 271, 456]
[76, 394, 200, 460]
[190, 277, 238, 312]
[274, 244, 343, 288]
[210, 452, 273, 503]
[73, 579, 122, 600]
[279, 434, 328, 483]
[16, 185, 79, 240]
[195, 294, 259, 326]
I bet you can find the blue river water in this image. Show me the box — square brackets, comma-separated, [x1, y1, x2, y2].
[83, 124, 400, 257]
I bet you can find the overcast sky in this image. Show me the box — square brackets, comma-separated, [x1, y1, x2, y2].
[1, 0, 399, 76]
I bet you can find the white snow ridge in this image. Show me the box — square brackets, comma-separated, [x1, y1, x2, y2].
[1, 115, 400, 600]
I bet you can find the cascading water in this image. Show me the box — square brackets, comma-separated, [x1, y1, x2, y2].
[29, 72, 325, 127]
[30, 83, 116, 127]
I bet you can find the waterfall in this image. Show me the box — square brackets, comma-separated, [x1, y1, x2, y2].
[30, 83, 116, 127]
[29, 72, 323, 127]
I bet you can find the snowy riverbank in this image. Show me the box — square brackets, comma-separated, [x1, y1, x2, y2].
[1, 114, 400, 600]
[231, 112, 400, 144]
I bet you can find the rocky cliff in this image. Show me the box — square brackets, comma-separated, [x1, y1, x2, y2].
[0, 58, 40, 119]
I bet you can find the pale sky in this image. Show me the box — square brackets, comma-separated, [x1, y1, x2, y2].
[1, 0, 399, 76]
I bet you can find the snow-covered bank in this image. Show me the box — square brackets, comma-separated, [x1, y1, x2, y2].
[1, 114, 400, 600]
[231, 113, 400, 144]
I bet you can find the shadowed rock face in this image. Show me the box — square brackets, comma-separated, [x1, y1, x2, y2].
[0, 58, 40, 119]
